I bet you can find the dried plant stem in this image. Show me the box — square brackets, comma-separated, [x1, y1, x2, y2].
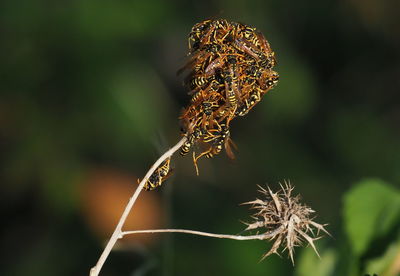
[121, 227, 284, 241]
[90, 137, 187, 276]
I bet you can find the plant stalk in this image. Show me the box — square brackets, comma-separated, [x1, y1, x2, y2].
[89, 137, 187, 276]
[121, 227, 284, 241]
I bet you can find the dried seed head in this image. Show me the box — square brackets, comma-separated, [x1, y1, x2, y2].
[242, 180, 330, 264]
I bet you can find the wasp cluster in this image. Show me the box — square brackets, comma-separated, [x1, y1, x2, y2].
[179, 19, 279, 174]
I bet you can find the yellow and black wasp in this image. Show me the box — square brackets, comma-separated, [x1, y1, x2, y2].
[192, 120, 236, 175]
[142, 157, 173, 191]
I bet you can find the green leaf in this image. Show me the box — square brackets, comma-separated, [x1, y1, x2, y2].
[296, 247, 336, 276]
[343, 179, 400, 256]
[364, 237, 400, 276]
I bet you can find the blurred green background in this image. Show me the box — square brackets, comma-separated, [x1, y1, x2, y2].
[1, 0, 399, 275]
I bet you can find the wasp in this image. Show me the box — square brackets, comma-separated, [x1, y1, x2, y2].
[198, 94, 223, 128]
[188, 19, 213, 53]
[220, 66, 243, 125]
[180, 125, 204, 156]
[235, 102, 250, 117]
[204, 53, 230, 77]
[234, 80, 278, 117]
[180, 135, 195, 156]
[189, 88, 204, 104]
[189, 78, 221, 103]
[259, 70, 279, 90]
[240, 30, 273, 67]
[223, 68, 237, 107]
[234, 71, 278, 117]
[233, 37, 274, 69]
[235, 88, 264, 117]
[178, 43, 223, 77]
[254, 31, 276, 69]
[192, 121, 236, 175]
[189, 75, 209, 90]
[143, 158, 173, 191]
[233, 38, 260, 59]
[243, 27, 257, 40]
[198, 19, 230, 46]
[238, 25, 258, 45]
[202, 99, 220, 117]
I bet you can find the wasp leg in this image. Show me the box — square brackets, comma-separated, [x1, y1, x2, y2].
[193, 147, 213, 176]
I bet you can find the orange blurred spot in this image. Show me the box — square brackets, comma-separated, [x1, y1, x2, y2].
[79, 167, 165, 246]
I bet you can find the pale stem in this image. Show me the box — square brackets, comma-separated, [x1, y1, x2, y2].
[89, 137, 187, 276]
[121, 227, 284, 241]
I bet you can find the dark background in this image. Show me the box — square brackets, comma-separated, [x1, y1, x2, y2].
[1, 0, 399, 275]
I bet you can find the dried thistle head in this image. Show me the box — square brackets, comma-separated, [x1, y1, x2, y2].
[242, 180, 330, 264]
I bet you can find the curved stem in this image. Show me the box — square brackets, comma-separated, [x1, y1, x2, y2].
[90, 137, 187, 276]
[121, 227, 283, 241]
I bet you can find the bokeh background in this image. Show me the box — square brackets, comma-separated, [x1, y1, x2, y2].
[1, 0, 399, 275]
